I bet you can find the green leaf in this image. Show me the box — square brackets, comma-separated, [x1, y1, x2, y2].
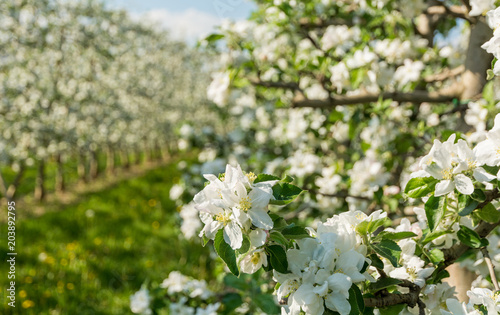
[202, 235, 210, 247]
[214, 229, 239, 276]
[377, 304, 406, 315]
[224, 274, 249, 291]
[471, 189, 487, 202]
[282, 175, 294, 183]
[404, 177, 438, 198]
[270, 213, 288, 230]
[221, 293, 243, 314]
[269, 231, 290, 247]
[371, 240, 401, 267]
[237, 235, 251, 255]
[421, 230, 451, 245]
[487, 69, 495, 81]
[360, 261, 370, 273]
[368, 277, 402, 293]
[458, 194, 479, 216]
[425, 196, 447, 232]
[270, 183, 303, 205]
[476, 203, 500, 223]
[254, 294, 280, 314]
[254, 174, 281, 184]
[281, 225, 310, 239]
[429, 248, 444, 264]
[348, 284, 365, 315]
[356, 217, 388, 235]
[375, 231, 417, 241]
[267, 245, 288, 273]
[369, 253, 384, 270]
[204, 33, 224, 43]
[457, 225, 488, 249]
[429, 269, 450, 284]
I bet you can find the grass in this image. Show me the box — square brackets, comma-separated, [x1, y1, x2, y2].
[0, 159, 216, 314]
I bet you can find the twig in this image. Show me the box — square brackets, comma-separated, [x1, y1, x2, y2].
[417, 299, 426, 315]
[443, 188, 500, 267]
[424, 65, 465, 83]
[425, 3, 472, 23]
[481, 247, 500, 291]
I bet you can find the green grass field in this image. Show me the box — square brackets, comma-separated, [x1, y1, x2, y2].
[0, 160, 217, 314]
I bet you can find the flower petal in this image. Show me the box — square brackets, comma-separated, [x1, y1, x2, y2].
[454, 174, 474, 195]
[435, 180, 454, 196]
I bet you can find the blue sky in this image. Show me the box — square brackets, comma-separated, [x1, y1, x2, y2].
[105, 0, 256, 42]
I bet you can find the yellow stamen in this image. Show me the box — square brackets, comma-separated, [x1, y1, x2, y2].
[407, 266, 417, 281]
[441, 168, 453, 180]
[239, 196, 252, 212]
[215, 213, 231, 226]
[245, 172, 257, 183]
[466, 158, 476, 169]
[251, 253, 261, 265]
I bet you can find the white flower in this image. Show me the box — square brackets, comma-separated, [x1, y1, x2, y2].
[467, 287, 500, 314]
[194, 163, 275, 250]
[130, 288, 152, 315]
[469, 0, 496, 16]
[249, 228, 268, 247]
[441, 298, 481, 315]
[240, 248, 268, 274]
[160, 271, 190, 293]
[180, 202, 203, 240]
[170, 297, 195, 315]
[394, 59, 424, 87]
[207, 72, 230, 107]
[474, 114, 500, 166]
[195, 303, 221, 315]
[330, 62, 350, 93]
[389, 256, 434, 287]
[422, 137, 474, 196]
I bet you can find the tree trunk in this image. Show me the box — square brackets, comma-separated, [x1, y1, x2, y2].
[461, 19, 493, 100]
[135, 149, 142, 165]
[445, 17, 493, 302]
[146, 145, 153, 162]
[55, 154, 65, 193]
[34, 159, 46, 202]
[120, 149, 130, 169]
[444, 264, 477, 303]
[106, 146, 115, 175]
[78, 152, 87, 183]
[90, 150, 99, 179]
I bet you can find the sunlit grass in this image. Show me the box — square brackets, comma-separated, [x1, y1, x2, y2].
[0, 159, 215, 314]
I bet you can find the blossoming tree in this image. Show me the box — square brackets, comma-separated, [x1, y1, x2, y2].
[133, 0, 500, 314]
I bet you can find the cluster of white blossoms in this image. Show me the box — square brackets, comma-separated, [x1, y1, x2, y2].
[383, 218, 435, 287]
[412, 123, 500, 197]
[274, 210, 385, 315]
[130, 287, 153, 315]
[482, 5, 500, 76]
[130, 271, 220, 315]
[441, 287, 500, 315]
[179, 202, 203, 241]
[194, 164, 277, 250]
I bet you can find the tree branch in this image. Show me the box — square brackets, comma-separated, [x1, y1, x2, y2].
[442, 188, 500, 267]
[297, 17, 353, 29]
[425, 3, 472, 22]
[424, 65, 465, 83]
[481, 247, 500, 291]
[251, 80, 300, 90]
[292, 90, 459, 108]
[364, 280, 422, 308]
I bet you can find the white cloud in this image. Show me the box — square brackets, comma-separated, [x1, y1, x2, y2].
[132, 8, 222, 42]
